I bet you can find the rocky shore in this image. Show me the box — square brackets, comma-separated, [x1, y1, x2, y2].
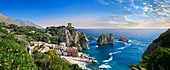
[61, 52, 97, 69]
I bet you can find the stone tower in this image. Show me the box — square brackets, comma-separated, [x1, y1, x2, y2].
[68, 23, 72, 27]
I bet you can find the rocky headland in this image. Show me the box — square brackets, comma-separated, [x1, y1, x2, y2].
[142, 29, 170, 58]
[97, 33, 114, 45]
[58, 23, 88, 50]
[131, 29, 170, 70]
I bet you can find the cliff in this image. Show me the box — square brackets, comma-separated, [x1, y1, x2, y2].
[142, 29, 170, 58]
[97, 33, 114, 45]
[58, 24, 88, 50]
[132, 29, 170, 70]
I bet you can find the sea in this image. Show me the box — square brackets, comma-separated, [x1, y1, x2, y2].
[77, 29, 167, 70]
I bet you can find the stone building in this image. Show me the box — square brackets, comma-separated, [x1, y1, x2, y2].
[67, 23, 72, 27]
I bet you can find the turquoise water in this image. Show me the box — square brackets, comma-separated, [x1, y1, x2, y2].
[77, 29, 167, 70]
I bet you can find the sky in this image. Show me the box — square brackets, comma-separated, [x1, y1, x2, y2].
[0, 0, 170, 28]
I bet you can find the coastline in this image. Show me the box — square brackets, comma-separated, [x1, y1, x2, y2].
[61, 56, 88, 69]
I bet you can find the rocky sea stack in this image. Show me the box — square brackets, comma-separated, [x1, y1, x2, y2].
[119, 36, 128, 42]
[97, 33, 114, 45]
[88, 36, 96, 40]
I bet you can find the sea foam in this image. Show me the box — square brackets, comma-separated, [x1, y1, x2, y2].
[99, 64, 111, 69]
[96, 45, 98, 47]
[110, 51, 121, 55]
[117, 43, 132, 50]
[128, 39, 132, 42]
[103, 56, 113, 62]
[103, 51, 121, 63]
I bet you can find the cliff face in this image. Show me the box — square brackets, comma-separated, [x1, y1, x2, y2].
[108, 34, 114, 44]
[142, 29, 170, 58]
[97, 33, 114, 45]
[78, 32, 88, 50]
[58, 27, 88, 50]
[133, 29, 170, 70]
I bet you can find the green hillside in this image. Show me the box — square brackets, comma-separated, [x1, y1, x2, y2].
[131, 29, 170, 70]
[0, 22, 83, 70]
[0, 37, 38, 70]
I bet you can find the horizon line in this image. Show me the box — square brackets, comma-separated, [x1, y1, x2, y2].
[41, 26, 169, 29]
[75, 27, 169, 29]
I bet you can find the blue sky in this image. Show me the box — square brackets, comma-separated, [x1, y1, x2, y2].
[0, 0, 170, 28]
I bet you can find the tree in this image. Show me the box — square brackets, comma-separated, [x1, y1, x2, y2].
[44, 50, 58, 59]
[0, 38, 37, 70]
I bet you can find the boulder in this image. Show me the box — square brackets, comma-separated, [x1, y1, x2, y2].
[119, 36, 128, 42]
[88, 36, 96, 40]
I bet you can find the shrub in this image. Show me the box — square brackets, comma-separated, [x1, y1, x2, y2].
[0, 38, 37, 70]
[140, 48, 170, 70]
[44, 50, 58, 59]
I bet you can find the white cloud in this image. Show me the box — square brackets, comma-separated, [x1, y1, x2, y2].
[98, 0, 110, 5]
[149, 5, 153, 7]
[97, 0, 170, 28]
[129, 0, 139, 9]
[124, 6, 131, 11]
[143, 2, 146, 5]
[148, 0, 170, 20]
[104, 16, 137, 25]
[143, 6, 153, 12]
[115, 0, 127, 3]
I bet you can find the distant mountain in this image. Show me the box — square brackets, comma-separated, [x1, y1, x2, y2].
[0, 13, 19, 25]
[15, 19, 43, 29]
[0, 13, 43, 29]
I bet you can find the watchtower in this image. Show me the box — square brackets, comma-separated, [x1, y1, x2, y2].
[68, 23, 72, 27]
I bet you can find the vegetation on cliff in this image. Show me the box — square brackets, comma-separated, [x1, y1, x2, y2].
[0, 22, 51, 43]
[46, 24, 88, 50]
[0, 37, 38, 70]
[33, 50, 82, 70]
[143, 29, 170, 58]
[0, 22, 83, 70]
[131, 29, 170, 70]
